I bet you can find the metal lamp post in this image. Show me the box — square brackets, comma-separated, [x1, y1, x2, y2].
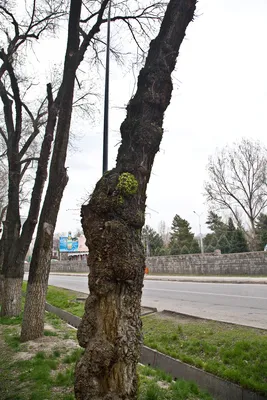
[102, 0, 111, 175]
[193, 211, 204, 254]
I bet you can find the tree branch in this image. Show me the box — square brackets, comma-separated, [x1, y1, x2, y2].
[20, 160, 31, 180]
[0, 50, 22, 144]
[0, 6, 19, 36]
[20, 157, 39, 165]
[0, 79, 15, 139]
[0, 126, 8, 145]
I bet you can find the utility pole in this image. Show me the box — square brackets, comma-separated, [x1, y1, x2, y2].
[102, 0, 111, 175]
[193, 211, 204, 254]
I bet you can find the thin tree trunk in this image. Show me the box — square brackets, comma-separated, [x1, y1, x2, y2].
[21, 0, 82, 342]
[0, 232, 5, 304]
[74, 1, 196, 399]
[0, 275, 3, 305]
[1, 84, 58, 316]
[1, 164, 21, 316]
[0, 51, 23, 315]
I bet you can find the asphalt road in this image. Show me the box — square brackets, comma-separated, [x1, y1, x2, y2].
[39, 274, 267, 329]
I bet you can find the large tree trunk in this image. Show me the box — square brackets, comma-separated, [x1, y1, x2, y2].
[74, 1, 196, 399]
[21, 0, 82, 342]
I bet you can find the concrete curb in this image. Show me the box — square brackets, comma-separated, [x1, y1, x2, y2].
[45, 302, 266, 400]
[140, 346, 266, 400]
[45, 272, 267, 284]
[145, 276, 267, 284]
[45, 303, 81, 329]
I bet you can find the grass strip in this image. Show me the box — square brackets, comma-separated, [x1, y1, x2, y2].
[0, 314, 213, 400]
[142, 313, 267, 396]
[22, 282, 85, 317]
[23, 283, 267, 396]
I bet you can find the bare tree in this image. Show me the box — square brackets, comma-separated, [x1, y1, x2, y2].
[204, 139, 267, 249]
[0, 0, 66, 316]
[20, 0, 172, 341]
[158, 220, 170, 246]
[74, 1, 196, 398]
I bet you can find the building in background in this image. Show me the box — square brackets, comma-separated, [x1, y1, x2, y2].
[59, 232, 89, 261]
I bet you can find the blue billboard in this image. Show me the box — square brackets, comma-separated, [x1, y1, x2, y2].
[59, 233, 78, 252]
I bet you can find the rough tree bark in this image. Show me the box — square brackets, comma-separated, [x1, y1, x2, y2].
[0, 79, 57, 316]
[0, 0, 66, 315]
[21, 0, 123, 341]
[20, 0, 82, 341]
[74, 0, 196, 399]
[0, 56, 22, 316]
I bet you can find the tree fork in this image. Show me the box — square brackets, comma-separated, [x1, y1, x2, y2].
[75, 1, 197, 399]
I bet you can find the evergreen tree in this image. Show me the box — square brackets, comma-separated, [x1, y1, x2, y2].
[206, 211, 227, 237]
[203, 233, 217, 251]
[217, 234, 230, 253]
[229, 229, 249, 253]
[180, 245, 189, 254]
[226, 217, 236, 245]
[142, 225, 164, 256]
[205, 244, 216, 253]
[170, 214, 200, 254]
[255, 213, 267, 250]
[170, 243, 181, 255]
[190, 239, 201, 254]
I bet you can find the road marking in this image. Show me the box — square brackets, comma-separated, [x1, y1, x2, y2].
[144, 288, 267, 301]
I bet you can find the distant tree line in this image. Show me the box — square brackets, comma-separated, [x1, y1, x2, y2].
[142, 214, 200, 256]
[142, 210, 267, 256]
[143, 138, 267, 257]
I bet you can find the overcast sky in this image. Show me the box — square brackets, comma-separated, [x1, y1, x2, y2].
[29, 0, 267, 237]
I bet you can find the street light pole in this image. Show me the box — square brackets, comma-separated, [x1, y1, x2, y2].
[102, 0, 111, 175]
[193, 211, 204, 254]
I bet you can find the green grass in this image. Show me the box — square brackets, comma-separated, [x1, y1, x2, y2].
[142, 314, 267, 395]
[0, 315, 22, 325]
[62, 348, 84, 364]
[23, 281, 85, 317]
[23, 282, 85, 317]
[138, 365, 213, 400]
[36, 284, 267, 395]
[46, 285, 85, 317]
[0, 319, 212, 400]
[3, 327, 21, 351]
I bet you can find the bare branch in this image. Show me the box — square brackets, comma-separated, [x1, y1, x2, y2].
[0, 5, 19, 36]
[0, 79, 15, 139]
[204, 139, 267, 236]
[0, 126, 8, 145]
[20, 160, 31, 180]
[0, 50, 22, 142]
[20, 157, 39, 165]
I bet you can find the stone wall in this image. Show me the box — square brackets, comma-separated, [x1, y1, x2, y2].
[24, 252, 267, 275]
[146, 252, 267, 276]
[24, 260, 89, 273]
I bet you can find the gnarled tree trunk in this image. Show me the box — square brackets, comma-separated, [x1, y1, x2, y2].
[74, 1, 196, 399]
